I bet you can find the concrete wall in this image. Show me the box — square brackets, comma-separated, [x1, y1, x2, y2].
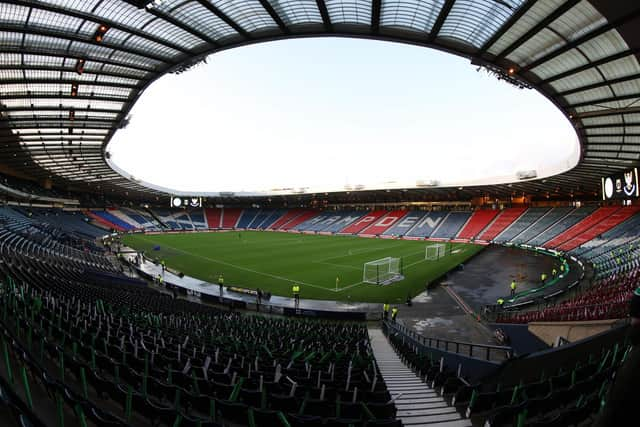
[529, 319, 619, 346]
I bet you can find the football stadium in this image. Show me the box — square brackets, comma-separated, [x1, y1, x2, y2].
[0, 1, 639, 426]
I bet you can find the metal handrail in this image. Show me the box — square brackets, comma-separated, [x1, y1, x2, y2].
[384, 320, 512, 362]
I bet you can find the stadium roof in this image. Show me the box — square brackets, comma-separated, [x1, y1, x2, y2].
[0, 0, 639, 200]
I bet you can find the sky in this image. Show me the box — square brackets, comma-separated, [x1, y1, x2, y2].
[108, 37, 579, 194]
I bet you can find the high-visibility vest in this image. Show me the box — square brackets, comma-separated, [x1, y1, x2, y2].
[497, 298, 504, 305]
[391, 308, 398, 318]
[541, 273, 547, 281]
[510, 281, 516, 290]
[383, 304, 390, 312]
[292, 285, 300, 294]
[552, 269, 557, 276]
[218, 275, 224, 285]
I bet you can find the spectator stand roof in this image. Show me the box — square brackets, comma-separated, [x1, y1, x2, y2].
[0, 0, 639, 200]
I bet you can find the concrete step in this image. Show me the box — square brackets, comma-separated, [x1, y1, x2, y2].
[369, 327, 471, 427]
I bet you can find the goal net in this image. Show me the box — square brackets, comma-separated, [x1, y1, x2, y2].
[425, 244, 446, 261]
[363, 257, 403, 285]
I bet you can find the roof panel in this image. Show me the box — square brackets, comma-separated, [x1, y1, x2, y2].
[325, 0, 372, 25]
[141, 16, 207, 50]
[26, 7, 89, 35]
[267, 0, 322, 25]
[157, 0, 238, 40]
[0, 3, 30, 26]
[36, 0, 102, 14]
[487, 0, 564, 56]
[380, 0, 444, 33]
[206, 0, 278, 32]
[439, 0, 525, 48]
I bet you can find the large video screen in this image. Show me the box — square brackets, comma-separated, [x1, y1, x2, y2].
[602, 168, 639, 200]
[170, 196, 202, 208]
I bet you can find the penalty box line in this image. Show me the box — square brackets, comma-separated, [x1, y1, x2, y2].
[334, 252, 450, 293]
[137, 237, 334, 293]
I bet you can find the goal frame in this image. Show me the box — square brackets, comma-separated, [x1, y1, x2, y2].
[425, 243, 447, 261]
[362, 257, 402, 285]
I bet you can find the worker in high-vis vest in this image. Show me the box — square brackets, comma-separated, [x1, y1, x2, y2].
[161, 259, 166, 272]
[510, 280, 517, 297]
[218, 274, 224, 295]
[497, 298, 505, 307]
[541, 272, 547, 284]
[383, 303, 390, 320]
[292, 284, 301, 308]
[552, 267, 558, 277]
[391, 307, 398, 322]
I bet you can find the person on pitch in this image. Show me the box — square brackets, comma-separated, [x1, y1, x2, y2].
[292, 284, 301, 309]
[510, 280, 517, 297]
[383, 302, 390, 320]
[218, 273, 224, 296]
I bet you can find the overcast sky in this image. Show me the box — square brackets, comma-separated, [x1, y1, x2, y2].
[108, 37, 578, 193]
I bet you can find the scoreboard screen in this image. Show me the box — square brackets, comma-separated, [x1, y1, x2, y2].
[602, 168, 639, 200]
[170, 196, 202, 208]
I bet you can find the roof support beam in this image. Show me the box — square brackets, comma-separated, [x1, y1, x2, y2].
[0, 95, 132, 103]
[0, 64, 146, 81]
[5, 0, 190, 54]
[558, 73, 640, 97]
[575, 105, 640, 119]
[541, 48, 640, 85]
[257, 0, 289, 34]
[3, 50, 157, 75]
[477, 0, 537, 55]
[582, 122, 640, 129]
[315, 0, 332, 31]
[195, 0, 250, 39]
[0, 79, 139, 90]
[427, 0, 455, 42]
[522, 9, 640, 72]
[1, 106, 122, 114]
[568, 93, 640, 109]
[143, 7, 220, 47]
[494, 0, 582, 60]
[0, 24, 170, 65]
[371, 0, 382, 33]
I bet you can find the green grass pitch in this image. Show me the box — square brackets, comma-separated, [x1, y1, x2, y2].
[123, 231, 484, 304]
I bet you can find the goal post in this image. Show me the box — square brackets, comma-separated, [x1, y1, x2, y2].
[363, 257, 402, 285]
[425, 243, 446, 261]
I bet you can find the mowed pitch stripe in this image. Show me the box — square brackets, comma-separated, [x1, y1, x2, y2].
[136, 236, 337, 292]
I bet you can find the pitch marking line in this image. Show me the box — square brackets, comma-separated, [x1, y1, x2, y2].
[312, 260, 361, 271]
[315, 242, 407, 263]
[334, 247, 468, 293]
[137, 237, 334, 292]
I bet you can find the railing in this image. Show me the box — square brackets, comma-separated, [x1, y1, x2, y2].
[384, 320, 512, 362]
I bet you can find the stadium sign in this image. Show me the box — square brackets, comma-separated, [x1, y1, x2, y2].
[602, 168, 639, 200]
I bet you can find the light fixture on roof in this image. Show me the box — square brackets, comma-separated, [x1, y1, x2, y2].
[94, 25, 109, 43]
[471, 59, 531, 90]
[75, 59, 85, 75]
[70, 83, 78, 97]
